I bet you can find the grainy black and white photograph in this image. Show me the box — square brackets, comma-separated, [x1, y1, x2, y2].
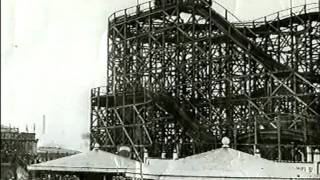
[1, 0, 320, 179]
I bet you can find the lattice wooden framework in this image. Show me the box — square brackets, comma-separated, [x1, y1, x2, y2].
[90, 0, 320, 161]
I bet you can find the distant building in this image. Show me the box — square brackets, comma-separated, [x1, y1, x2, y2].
[1, 124, 38, 180]
[1, 124, 80, 180]
[36, 146, 80, 162]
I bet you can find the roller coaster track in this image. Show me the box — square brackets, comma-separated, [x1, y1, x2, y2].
[109, 0, 319, 76]
[196, 1, 288, 71]
[106, 0, 320, 108]
[110, 1, 313, 71]
[91, 0, 320, 158]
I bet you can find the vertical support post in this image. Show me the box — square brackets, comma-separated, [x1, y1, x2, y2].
[233, 124, 237, 149]
[140, 160, 144, 180]
[307, 146, 312, 162]
[143, 149, 149, 163]
[314, 149, 320, 162]
[225, 9, 228, 20]
[254, 117, 258, 155]
[90, 89, 94, 150]
[303, 116, 308, 159]
[161, 151, 166, 159]
[173, 148, 178, 160]
[277, 117, 281, 161]
[31, 171, 36, 180]
[298, 149, 305, 162]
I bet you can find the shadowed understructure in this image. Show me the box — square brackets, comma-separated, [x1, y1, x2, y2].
[90, 0, 320, 161]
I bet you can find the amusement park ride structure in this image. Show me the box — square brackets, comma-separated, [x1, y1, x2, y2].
[90, 0, 320, 162]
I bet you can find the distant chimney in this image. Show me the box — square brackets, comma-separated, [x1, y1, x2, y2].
[42, 115, 46, 134]
[26, 124, 29, 132]
[33, 123, 36, 133]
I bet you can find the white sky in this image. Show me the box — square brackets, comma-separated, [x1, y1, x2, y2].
[1, 0, 315, 152]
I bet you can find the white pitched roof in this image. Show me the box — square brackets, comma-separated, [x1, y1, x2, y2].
[161, 148, 318, 178]
[28, 147, 320, 179]
[28, 149, 140, 173]
[127, 148, 320, 179]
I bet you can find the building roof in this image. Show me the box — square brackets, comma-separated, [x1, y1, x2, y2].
[37, 146, 80, 154]
[127, 148, 320, 179]
[28, 146, 319, 179]
[28, 149, 140, 173]
[1, 124, 19, 133]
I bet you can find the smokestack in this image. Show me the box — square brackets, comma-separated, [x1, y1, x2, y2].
[33, 123, 36, 133]
[42, 115, 46, 134]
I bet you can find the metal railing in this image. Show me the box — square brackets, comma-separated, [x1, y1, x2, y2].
[108, 0, 319, 29]
[236, 3, 319, 28]
[108, 0, 242, 24]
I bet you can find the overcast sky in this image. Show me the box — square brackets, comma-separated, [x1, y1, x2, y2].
[1, 0, 314, 152]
